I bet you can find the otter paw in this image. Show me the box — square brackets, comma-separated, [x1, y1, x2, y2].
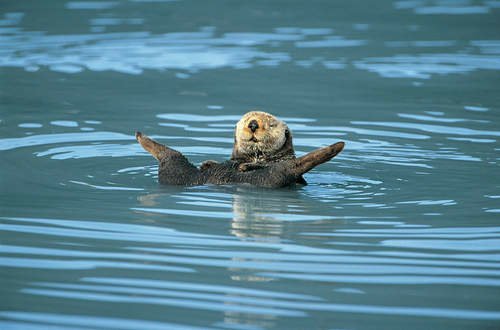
[238, 163, 264, 172]
[200, 160, 219, 171]
[238, 163, 250, 172]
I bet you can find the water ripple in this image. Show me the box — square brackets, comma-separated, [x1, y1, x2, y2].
[3, 9, 497, 81]
[0, 311, 212, 330]
[0, 132, 132, 151]
[394, 1, 496, 14]
[352, 120, 500, 137]
[3, 212, 500, 324]
[20, 282, 500, 320]
[355, 54, 500, 79]
[0, 16, 368, 75]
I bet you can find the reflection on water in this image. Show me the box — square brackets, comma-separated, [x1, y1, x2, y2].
[2, 2, 500, 79]
[355, 53, 500, 79]
[394, 0, 498, 15]
[1, 0, 500, 329]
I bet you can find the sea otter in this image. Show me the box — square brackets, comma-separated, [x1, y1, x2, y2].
[136, 111, 344, 188]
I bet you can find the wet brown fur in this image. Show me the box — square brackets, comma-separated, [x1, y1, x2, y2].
[136, 112, 344, 188]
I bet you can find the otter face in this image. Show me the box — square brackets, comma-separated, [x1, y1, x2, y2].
[233, 111, 291, 161]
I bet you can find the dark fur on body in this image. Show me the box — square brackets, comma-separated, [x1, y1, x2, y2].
[136, 132, 344, 188]
[229, 124, 307, 183]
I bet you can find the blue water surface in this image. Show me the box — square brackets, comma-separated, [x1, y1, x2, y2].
[1, 1, 500, 329]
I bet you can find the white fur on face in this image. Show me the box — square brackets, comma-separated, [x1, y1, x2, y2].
[234, 111, 288, 157]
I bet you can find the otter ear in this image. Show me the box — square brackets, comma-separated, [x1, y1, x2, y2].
[294, 142, 344, 176]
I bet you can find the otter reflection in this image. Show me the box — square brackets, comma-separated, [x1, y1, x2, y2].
[135, 187, 316, 330]
[230, 187, 304, 241]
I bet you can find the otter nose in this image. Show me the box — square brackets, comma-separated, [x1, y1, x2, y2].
[248, 120, 259, 133]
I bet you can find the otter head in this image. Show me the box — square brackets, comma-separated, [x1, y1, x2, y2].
[231, 111, 294, 162]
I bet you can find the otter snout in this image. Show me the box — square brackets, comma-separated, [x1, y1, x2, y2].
[248, 119, 259, 133]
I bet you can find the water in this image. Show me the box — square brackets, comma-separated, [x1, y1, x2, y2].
[1, 0, 499, 329]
